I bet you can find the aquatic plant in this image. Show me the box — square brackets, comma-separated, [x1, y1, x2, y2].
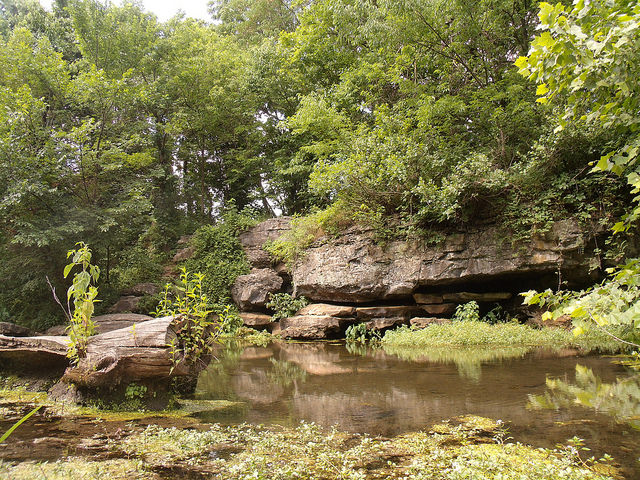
[381, 322, 622, 352]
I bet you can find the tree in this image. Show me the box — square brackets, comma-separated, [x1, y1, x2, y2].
[516, 0, 640, 230]
[519, 1, 640, 346]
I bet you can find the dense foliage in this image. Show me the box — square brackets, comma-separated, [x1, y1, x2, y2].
[519, 0, 640, 344]
[0, 0, 636, 328]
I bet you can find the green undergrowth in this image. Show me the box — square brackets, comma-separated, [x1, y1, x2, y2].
[225, 327, 279, 347]
[381, 322, 628, 353]
[182, 206, 257, 304]
[0, 417, 618, 480]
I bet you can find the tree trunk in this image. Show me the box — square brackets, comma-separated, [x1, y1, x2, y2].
[0, 317, 202, 388]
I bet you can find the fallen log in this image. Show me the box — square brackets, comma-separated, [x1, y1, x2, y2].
[0, 316, 207, 388]
[0, 335, 69, 371]
[63, 316, 192, 388]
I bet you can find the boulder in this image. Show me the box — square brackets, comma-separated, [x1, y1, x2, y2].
[0, 322, 34, 337]
[172, 246, 195, 263]
[232, 268, 283, 310]
[356, 305, 425, 320]
[410, 317, 451, 328]
[413, 293, 444, 304]
[292, 220, 591, 303]
[122, 283, 161, 296]
[442, 292, 512, 302]
[239, 217, 292, 268]
[240, 312, 274, 328]
[280, 315, 350, 340]
[296, 303, 356, 317]
[108, 295, 142, 313]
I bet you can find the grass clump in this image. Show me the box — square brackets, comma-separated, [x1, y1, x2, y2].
[381, 322, 625, 352]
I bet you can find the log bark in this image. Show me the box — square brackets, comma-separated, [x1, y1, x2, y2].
[0, 316, 200, 388]
[62, 316, 190, 387]
[0, 335, 69, 371]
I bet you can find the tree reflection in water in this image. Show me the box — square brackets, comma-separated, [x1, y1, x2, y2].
[529, 365, 640, 429]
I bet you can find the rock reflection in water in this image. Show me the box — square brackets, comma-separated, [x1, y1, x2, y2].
[195, 342, 625, 435]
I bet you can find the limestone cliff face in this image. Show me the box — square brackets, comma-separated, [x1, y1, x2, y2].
[290, 220, 593, 303]
[233, 217, 600, 338]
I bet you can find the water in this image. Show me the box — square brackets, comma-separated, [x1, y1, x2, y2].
[195, 342, 640, 477]
[2, 342, 639, 477]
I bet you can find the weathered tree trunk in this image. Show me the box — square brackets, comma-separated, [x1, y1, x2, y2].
[0, 335, 69, 371]
[62, 317, 193, 388]
[0, 316, 201, 388]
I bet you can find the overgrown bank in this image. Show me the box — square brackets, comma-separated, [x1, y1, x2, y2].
[381, 322, 632, 352]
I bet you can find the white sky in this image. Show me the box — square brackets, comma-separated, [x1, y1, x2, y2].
[39, 0, 212, 22]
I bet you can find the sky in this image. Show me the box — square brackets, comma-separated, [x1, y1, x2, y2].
[39, 0, 212, 22]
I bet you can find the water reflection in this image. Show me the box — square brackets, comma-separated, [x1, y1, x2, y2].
[195, 342, 623, 434]
[194, 342, 640, 478]
[381, 344, 533, 381]
[529, 364, 640, 429]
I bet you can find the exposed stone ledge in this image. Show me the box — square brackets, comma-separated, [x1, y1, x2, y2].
[291, 220, 592, 303]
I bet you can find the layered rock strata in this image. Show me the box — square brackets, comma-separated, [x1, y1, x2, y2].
[233, 218, 599, 339]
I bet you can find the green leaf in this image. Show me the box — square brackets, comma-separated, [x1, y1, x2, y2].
[63, 263, 74, 278]
[536, 83, 550, 96]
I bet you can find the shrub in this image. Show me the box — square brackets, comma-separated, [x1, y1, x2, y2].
[453, 301, 480, 322]
[265, 293, 309, 321]
[109, 244, 166, 292]
[184, 206, 257, 304]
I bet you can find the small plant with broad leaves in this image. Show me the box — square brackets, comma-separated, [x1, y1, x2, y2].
[266, 293, 309, 321]
[345, 322, 380, 344]
[453, 301, 480, 322]
[154, 267, 217, 368]
[49, 242, 100, 365]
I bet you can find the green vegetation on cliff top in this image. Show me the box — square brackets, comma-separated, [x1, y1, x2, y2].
[0, 0, 635, 328]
